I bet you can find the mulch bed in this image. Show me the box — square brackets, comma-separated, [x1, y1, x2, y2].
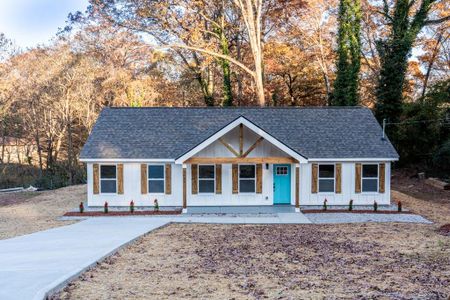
[64, 210, 182, 217]
[437, 224, 450, 236]
[301, 209, 413, 214]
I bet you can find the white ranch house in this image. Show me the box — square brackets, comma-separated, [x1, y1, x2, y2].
[80, 107, 399, 212]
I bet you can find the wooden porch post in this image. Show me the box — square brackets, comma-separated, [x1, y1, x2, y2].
[182, 164, 187, 211]
[295, 165, 300, 211]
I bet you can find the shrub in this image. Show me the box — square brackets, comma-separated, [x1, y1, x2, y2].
[79, 202, 84, 213]
[349, 199, 353, 211]
[395, 80, 449, 168]
[323, 198, 328, 211]
[432, 139, 450, 177]
[397, 200, 402, 212]
[104, 201, 108, 214]
[154, 199, 159, 212]
[373, 200, 378, 212]
[130, 200, 134, 213]
[0, 163, 39, 189]
[34, 163, 86, 190]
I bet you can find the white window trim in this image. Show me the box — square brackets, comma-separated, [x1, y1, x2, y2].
[99, 163, 118, 195]
[198, 164, 216, 195]
[361, 163, 379, 194]
[238, 164, 256, 194]
[318, 163, 335, 194]
[148, 164, 165, 195]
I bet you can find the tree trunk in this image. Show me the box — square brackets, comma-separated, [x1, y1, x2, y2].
[15, 138, 21, 164]
[236, 34, 243, 106]
[35, 131, 43, 179]
[67, 122, 74, 185]
[254, 58, 265, 106]
[323, 72, 332, 105]
[46, 138, 53, 171]
[206, 66, 214, 105]
[0, 120, 5, 164]
[421, 33, 443, 98]
[196, 73, 214, 106]
[232, 0, 265, 106]
[220, 30, 233, 106]
[53, 136, 63, 163]
[332, 0, 361, 106]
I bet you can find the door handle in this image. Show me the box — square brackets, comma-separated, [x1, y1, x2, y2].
[273, 183, 275, 191]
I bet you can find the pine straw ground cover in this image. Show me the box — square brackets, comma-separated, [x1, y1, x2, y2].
[55, 188, 450, 299]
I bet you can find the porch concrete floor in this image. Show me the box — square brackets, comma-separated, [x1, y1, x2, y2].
[186, 205, 296, 214]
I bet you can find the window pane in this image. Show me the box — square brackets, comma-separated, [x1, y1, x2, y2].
[199, 165, 215, 179]
[101, 165, 116, 179]
[149, 165, 164, 179]
[199, 180, 215, 193]
[239, 165, 255, 179]
[101, 180, 116, 193]
[362, 179, 378, 192]
[240, 180, 255, 193]
[319, 165, 334, 178]
[276, 166, 288, 175]
[363, 164, 378, 178]
[149, 180, 164, 193]
[319, 179, 334, 192]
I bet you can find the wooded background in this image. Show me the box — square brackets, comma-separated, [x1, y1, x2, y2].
[0, 0, 449, 189]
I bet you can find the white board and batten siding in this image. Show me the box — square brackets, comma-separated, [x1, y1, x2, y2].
[87, 163, 183, 207]
[86, 161, 390, 207]
[300, 162, 391, 205]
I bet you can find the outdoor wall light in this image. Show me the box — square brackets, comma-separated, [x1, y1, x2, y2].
[265, 163, 269, 170]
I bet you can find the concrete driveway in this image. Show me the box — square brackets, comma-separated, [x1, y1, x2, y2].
[0, 217, 170, 300]
[0, 213, 312, 300]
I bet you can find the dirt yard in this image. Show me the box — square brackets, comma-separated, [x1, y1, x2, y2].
[54, 173, 450, 300]
[391, 169, 450, 225]
[0, 185, 85, 239]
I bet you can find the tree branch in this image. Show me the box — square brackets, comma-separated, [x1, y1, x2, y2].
[377, 10, 394, 23]
[165, 44, 255, 77]
[424, 15, 450, 25]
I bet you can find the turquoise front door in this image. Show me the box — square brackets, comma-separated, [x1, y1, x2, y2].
[273, 164, 291, 204]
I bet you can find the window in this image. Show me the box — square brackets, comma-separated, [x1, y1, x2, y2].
[276, 166, 288, 175]
[362, 164, 378, 192]
[318, 164, 335, 193]
[148, 165, 165, 193]
[199, 165, 215, 193]
[100, 165, 117, 193]
[239, 165, 256, 193]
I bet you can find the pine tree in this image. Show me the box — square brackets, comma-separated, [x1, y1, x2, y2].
[332, 0, 362, 106]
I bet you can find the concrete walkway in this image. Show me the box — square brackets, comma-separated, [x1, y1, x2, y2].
[0, 213, 312, 300]
[306, 213, 432, 224]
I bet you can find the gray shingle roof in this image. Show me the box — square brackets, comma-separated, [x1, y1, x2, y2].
[80, 107, 399, 160]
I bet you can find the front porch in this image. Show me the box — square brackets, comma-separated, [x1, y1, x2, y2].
[177, 118, 306, 212]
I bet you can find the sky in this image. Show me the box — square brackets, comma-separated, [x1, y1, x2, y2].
[0, 0, 89, 49]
